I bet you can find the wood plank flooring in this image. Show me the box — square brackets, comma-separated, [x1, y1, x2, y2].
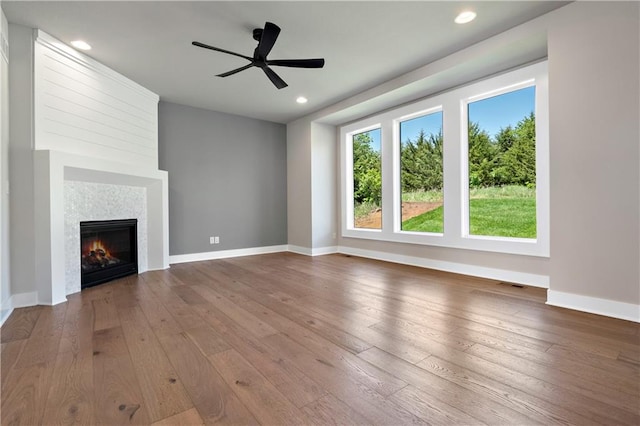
[1, 253, 639, 425]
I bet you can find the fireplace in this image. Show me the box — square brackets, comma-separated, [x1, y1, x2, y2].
[80, 219, 138, 289]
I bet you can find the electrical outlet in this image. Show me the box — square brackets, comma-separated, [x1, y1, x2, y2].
[210, 236, 215, 244]
[214, 236, 220, 244]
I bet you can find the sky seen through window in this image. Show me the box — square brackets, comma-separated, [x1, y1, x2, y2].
[365, 85, 535, 152]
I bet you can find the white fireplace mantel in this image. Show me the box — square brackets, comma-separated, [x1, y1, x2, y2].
[26, 30, 167, 306]
[34, 150, 169, 305]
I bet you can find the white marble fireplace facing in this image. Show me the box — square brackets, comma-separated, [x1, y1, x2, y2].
[64, 181, 148, 295]
[34, 150, 169, 305]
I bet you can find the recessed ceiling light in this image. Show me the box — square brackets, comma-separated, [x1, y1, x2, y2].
[296, 96, 308, 104]
[455, 11, 476, 24]
[70, 40, 91, 51]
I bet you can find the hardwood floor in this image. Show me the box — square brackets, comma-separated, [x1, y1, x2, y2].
[1, 253, 639, 425]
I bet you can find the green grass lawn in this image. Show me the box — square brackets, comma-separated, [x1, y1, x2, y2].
[402, 206, 444, 233]
[468, 197, 536, 238]
[401, 189, 443, 203]
[401, 186, 536, 238]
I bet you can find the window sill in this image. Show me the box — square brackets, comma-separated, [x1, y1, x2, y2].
[342, 228, 549, 258]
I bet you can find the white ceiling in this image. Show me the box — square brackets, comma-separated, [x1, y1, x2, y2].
[2, 1, 567, 123]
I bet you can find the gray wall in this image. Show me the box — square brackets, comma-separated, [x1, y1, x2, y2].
[158, 101, 287, 256]
[311, 122, 337, 249]
[287, 120, 338, 252]
[0, 10, 10, 316]
[548, 2, 639, 303]
[286, 118, 312, 248]
[8, 24, 36, 299]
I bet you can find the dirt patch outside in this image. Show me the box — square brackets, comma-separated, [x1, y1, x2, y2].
[354, 201, 443, 229]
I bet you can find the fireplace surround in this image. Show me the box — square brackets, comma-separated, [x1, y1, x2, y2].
[64, 179, 149, 295]
[32, 150, 169, 305]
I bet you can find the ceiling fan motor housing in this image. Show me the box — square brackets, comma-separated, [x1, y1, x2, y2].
[252, 28, 263, 42]
[192, 21, 325, 89]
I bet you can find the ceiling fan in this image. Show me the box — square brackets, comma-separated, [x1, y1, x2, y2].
[192, 21, 325, 90]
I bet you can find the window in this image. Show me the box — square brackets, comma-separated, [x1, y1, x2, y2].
[466, 86, 536, 238]
[399, 111, 444, 234]
[341, 61, 549, 257]
[352, 128, 382, 230]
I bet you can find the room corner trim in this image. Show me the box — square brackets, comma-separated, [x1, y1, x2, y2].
[145, 266, 171, 272]
[0, 291, 39, 326]
[169, 245, 289, 264]
[0, 308, 11, 327]
[547, 290, 640, 323]
[288, 245, 338, 256]
[8, 291, 38, 308]
[287, 245, 313, 256]
[311, 246, 339, 256]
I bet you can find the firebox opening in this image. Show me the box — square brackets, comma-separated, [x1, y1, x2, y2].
[80, 219, 138, 289]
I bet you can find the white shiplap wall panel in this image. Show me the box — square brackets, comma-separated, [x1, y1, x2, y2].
[43, 104, 154, 149]
[40, 120, 157, 165]
[41, 64, 156, 131]
[42, 51, 156, 125]
[34, 30, 159, 169]
[43, 106, 154, 150]
[41, 90, 155, 146]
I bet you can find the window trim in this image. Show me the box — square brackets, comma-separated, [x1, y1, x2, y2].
[340, 61, 549, 257]
[343, 121, 383, 233]
[394, 106, 444, 235]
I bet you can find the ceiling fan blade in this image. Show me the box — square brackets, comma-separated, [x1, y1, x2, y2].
[216, 64, 255, 78]
[192, 41, 253, 61]
[267, 58, 325, 68]
[262, 66, 288, 89]
[256, 22, 281, 59]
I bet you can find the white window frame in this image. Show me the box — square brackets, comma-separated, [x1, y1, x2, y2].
[394, 106, 445, 236]
[343, 120, 383, 234]
[340, 61, 549, 257]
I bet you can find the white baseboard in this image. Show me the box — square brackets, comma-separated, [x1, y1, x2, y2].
[0, 291, 39, 326]
[337, 246, 550, 289]
[46, 296, 68, 306]
[311, 246, 339, 256]
[10, 291, 38, 308]
[169, 245, 288, 264]
[0, 309, 12, 326]
[170, 244, 336, 263]
[547, 290, 640, 323]
[287, 245, 313, 256]
[288, 245, 338, 256]
[3, 248, 635, 325]
[145, 266, 171, 271]
[288, 244, 548, 288]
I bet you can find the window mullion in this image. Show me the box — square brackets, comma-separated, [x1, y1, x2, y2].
[534, 71, 550, 250]
[380, 119, 395, 236]
[442, 98, 463, 244]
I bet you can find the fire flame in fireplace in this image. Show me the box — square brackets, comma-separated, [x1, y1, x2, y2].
[81, 238, 121, 271]
[85, 239, 112, 258]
